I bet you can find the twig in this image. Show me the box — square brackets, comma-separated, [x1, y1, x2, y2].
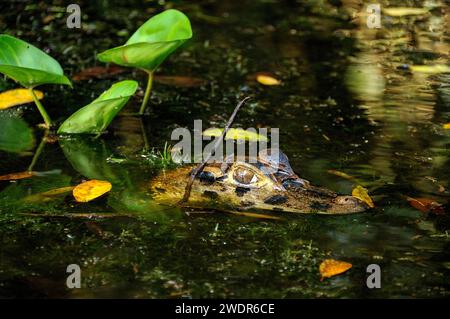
[19, 212, 133, 219]
[178, 96, 250, 205]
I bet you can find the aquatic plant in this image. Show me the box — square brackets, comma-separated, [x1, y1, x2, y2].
[0, 35, 72, 127]
[97, 9, 192, 115]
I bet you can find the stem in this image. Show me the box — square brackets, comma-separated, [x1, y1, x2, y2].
[30, 88, 52, 128]
[139, 71, 154, 115]
[28, 131, 48, 172]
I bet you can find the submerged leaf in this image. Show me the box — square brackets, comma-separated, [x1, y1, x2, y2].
[0, 115, 35, 153]
[319, 259, 352, 280]
[352, 185, 375, 208]
[407, 196, 445, 215]
[58, 80, 138, 134]
[0, 88, 43, 109]
[383, 7, 429, 17]
[154, 75, 206, 87]
[73, 180, 112, 202]
[256, 74, 281, 86]
[0, 171, 35, 181]
[0, 34, 71, 88]
[97, 9, 192, 72]
[327, 169, 356, 181]
[72, 66, 126, 81]
[203, 128, 268, 142]
[24, 186, 74, 202]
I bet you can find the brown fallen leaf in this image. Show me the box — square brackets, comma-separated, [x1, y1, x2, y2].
[73, 180, 112, 202]
[256, 74, 281, 86]
[154, 75, 207, 87]
[0, 171, 35, 181]
[319, 259, 352, 280]
[352, 185, 375, 208]
[0, 89, 44, 110]
[406, 196, 445, 215]
[72, 66, 126, 81]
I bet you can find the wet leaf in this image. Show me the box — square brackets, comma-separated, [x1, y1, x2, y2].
[0, 88, 44, 109]
[72, 66, 126, 81]
[443, 123, 450, 129]
[383, 7, 429, 17]
[256, 74, 281, 86]
[58, 80, 138, 134]
[97, 9, 192, 72]
[73, 180, 112, 202]
[327, 169, 356, 181]
[407, 197, 445, 215]
[0, 34, 71, 88]
[154, 75, 206, 87]
[0, 171, 35, 181]
[319, 259, 352, 280]
[24, 186, 74, 202]
[352, 185, 375, 208]
[408, 64, 450, 74]
[0, 115, 35, 153]
[203, 128, 268, 142]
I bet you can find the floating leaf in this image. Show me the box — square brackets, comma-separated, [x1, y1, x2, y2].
[0, 34, 71, 88]
[73, 179, 112, 202]
[319, 259, 352, 280]
[0, 171, 35, 181]
[0, 115, 35, 153]
[352, 185, 375, 208]
[97, 9, 192, 72]
[256, 74, 281, 86]
[407, 196, 445, 215]
[0, 88, 43, 110]
[203, 128, 269, 142]
[383, 7, 430, 17]
[58, 80, 138, 134]
[72, 65, 126, 81]
[443, 123, 450, 129]
[154, 75, 206, 87]
[408, 64, 450, 74]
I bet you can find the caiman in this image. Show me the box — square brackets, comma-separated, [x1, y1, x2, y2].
[150, 149, 369, 215]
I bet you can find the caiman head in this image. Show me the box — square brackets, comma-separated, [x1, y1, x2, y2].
[150, 149, 369, 214]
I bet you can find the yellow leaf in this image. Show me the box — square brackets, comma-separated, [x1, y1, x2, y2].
[0, 89, 44, 110]
[327, 169, 356, 181]
[0, 171, 35, 181]
[442, 123, 450, 129]
[409, 64, 450, 74]
[256, 74, 281, 86]
[73, 180, 112, 202]
[203, 128, 269, 142]
[352, 185, 375, 208]
[319, 259, 352, 280]
[383, 7, 429, 17]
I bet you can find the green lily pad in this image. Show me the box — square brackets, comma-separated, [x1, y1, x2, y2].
[58, 80, 138, 134]
[97, 9, 192, 72]
[0, 34, 71, 88]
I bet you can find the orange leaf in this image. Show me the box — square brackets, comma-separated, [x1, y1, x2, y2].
[73, 180, 112, 202]
[256, 74, 281, 86]
[407, 197, 445, 215]
[0, 171, 35, 181]
[0, 89, 44, 110]
[352, 185, 375, 208]
[443, 123, 450, 130]
[319, 259, 352, 280]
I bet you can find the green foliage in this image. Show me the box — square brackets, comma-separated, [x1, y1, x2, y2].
[97, 9, 192, 72]
[0, 114, 35, 153]
[58, 80, 138, 134]
[0, 34, 71, 88]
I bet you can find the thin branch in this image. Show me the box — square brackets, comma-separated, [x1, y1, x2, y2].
[178, 96, 250, 205]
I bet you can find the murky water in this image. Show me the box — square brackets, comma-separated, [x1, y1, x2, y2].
[0, 0, 449, 298]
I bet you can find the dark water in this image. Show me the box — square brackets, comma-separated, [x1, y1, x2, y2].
[0, 0, 449, 298]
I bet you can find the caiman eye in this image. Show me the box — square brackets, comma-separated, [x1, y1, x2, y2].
[233, 167, 258, 185]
